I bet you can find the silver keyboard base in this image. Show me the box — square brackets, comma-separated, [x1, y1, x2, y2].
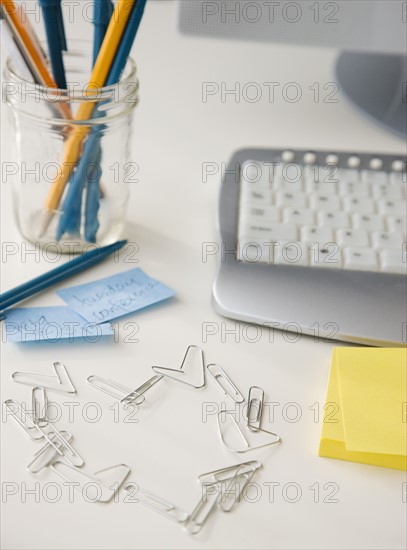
[213, 148, 407, 346]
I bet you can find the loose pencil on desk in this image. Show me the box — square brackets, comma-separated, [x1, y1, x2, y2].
[0, 240, 127, 313]
[39, 0, 137, 238]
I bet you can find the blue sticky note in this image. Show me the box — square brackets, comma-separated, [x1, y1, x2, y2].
[56, 268, 175, 324]
[3, 307, 114, 343]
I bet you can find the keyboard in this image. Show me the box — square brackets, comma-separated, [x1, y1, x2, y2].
[237, 151, 406, 274]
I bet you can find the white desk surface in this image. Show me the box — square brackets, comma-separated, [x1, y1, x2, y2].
[1, 2, 406, 549]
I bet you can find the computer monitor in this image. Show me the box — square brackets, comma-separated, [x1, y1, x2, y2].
[179, 0, 407, 138]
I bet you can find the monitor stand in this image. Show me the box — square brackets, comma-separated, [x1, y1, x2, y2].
[336, 51, 406, 139]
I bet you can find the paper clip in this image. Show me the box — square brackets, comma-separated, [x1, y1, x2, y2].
[198, 460, 262, 485]
[206, 364, 244, 403]
[4, 399, 43, 440]
[121, 375, 164, 403]
[87, 375, 145, 405]
[34, 423, 83, 467]
[152, 345, 206, 389]
[247, 386, 265, 432]
[216, 465, 256, 513]
[217, 410, 281, 453]
[51, 462, 130, 503]
[32, 387, 49, 428]
[183, 484, 220, 535]
[12, 362, 76, 394]
[27, 431, 73, 473]
[124, 483, 189, 523]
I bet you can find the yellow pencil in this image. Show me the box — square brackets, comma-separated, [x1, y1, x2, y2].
[41, 0, 136, 228]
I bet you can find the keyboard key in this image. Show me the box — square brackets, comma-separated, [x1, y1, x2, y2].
[283, 208, 314, 225]
[241, 188, 273, 204]
[344, 247, 378, 271]
[240, 205, 280, 222]
[310, 193, 341, 210]
[371, 182, 404, 200]
[301, 225, 334, 244]
[339, 180, 370, 197]
[361, 170, 388, 185]
[390, 171, 407, 186]
[379, 249, 406, 275]
[309, 243, 342, 269]
[352, 213, 384, 232]
[237, 238, 275, 263]
[305, 179, 337, 194]
[343, 196, 375, 214]
[318, 211, 349, 228]
[240, 222, 297, 241]
[275, 191, 307, 209]
[273, 179, 303, 192]
[336, 228, 369, 248]
[387, 216, 406, 233]
[372, 231, 404, 250]
[274, 241, 309, 266]
[377, 199, 406, 217]
[304, 165, 339, 184]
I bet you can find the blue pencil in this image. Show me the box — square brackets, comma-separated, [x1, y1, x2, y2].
[0, 240, 127, 313]
[39, 0, 67, 89]
[57, 0, 147, 243]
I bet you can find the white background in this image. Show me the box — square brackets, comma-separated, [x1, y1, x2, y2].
[1, 1, 406, 549]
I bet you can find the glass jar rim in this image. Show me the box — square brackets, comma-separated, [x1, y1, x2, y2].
[4, 43, 139, 125]
[4, 48, 138, 102]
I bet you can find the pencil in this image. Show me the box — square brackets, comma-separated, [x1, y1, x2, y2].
[41, 0, 136, 233]
[0, 0, 71, 119]
[0, 240, 128, 312]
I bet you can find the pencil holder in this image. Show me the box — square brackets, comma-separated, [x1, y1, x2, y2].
[4, 43, 139, 253]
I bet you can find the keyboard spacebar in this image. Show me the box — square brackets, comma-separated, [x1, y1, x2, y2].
[239, 222, 298, 242]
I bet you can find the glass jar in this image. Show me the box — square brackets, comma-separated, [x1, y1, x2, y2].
[3, 41, 139, 253]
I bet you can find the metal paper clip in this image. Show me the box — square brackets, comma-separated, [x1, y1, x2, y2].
[87, 375, 145, 405]
[183, 484, 220, 535]
[121, 375, 164, 403]
[217, 465, 256, 513]
[124, 483, 189, 523]
[27, 431, 73, 473]
[247, 386, 264, 432]
[35, 423, 84, 467]
[217, 410, 281, 453]
[206, 364, 244, 403]
[12, 362, 76, 394]
[152, 345, 206, 389]
[51, 462, 130, 503]
[198, 460, 262, 485]
[32, 387, 49, 428]
[4, 399, 44, 440]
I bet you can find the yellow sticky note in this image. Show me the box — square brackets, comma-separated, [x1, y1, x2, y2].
[319, 347, 407, 471]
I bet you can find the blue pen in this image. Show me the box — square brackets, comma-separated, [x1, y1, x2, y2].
[39, 0, 67, 89]
[56, 0, 114, 241]
[57, 0, 147, 242]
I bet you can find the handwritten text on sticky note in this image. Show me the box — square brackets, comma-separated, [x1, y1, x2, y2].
[3, 307, 114, 343]
[57, 268, 175, 324]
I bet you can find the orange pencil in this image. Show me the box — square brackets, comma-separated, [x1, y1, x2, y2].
[0, 0, 71, 119]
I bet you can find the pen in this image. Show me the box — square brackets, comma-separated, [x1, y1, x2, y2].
[56, 0, 147, 242]
[39, 0, 68, 89]
[56, 0, 114, 242]
[40, 0, 137, 236]
[0, 240, 128, 313]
